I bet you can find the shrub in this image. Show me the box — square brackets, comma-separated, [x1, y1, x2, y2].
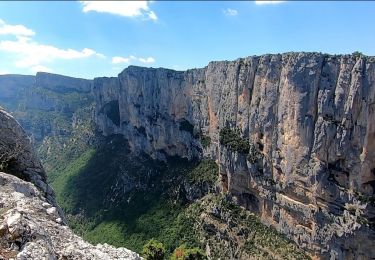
[352, 51, 363, 57]
[188, 159, 218, 186]
[200, 135, 211, 148]
[142, 239, 166, 260]
[171, 245, 206, 260]
[246, 143, 263, 164]
[219, 126, 250, 154]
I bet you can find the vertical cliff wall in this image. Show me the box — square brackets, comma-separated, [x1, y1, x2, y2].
[93, 52, 375, 258]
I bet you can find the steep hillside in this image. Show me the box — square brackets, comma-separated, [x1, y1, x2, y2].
[0, 72, 96, 173]
[0, 107, 140, 259]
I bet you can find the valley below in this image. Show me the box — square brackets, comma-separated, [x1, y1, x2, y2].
[1, 52, 375, 259]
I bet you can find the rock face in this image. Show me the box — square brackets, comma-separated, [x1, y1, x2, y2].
[0, 108, 140, 260]
[93, 53, 375, 258]
[19, 72, 93, 144]
[0, 172, 141, 260]
[0, 75, 35, 111]
[0, 107, 55, 204]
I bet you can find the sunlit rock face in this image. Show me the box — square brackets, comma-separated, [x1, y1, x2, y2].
[0, 172, 141, 260]
[93, 53, 375, 258]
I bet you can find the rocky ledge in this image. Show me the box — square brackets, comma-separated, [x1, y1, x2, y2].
[0, 172, 141, 260]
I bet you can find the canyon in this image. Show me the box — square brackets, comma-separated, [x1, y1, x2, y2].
[1, 52, 374, 259]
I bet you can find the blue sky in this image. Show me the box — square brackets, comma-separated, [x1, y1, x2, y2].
[0, 1, 374, 79]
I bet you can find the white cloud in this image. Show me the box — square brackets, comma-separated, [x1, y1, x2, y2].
[0, 70, 9, 75]
[111, 55, 155, 65]
[80, 1, 157, 21]
[0, 19, 35, 37]
[138, 57, 155, 64]
[255, 1, 285, 5]
[0, 19, 105, 73]
[148, 11, 158, 21]
[0, 36, 104, 69]
[112, 56, 131, 64]
[223, 8, 238, 16]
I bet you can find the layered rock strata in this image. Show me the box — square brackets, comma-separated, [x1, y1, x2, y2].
[93, 52, 375, 258]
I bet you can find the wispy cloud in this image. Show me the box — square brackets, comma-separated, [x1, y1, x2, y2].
[112, 56, 131, 64]
[0, 19, 105, 73]
[138, 57, 155, 64]
[223, 8, 238, 16]
[0, 19, 35, 37]
[80, 1, 157, 21]
[112, 55, 155, 64]
[255, 1, 285, 5]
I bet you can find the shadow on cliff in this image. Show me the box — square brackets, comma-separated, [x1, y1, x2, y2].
[51, 134, 203, 253]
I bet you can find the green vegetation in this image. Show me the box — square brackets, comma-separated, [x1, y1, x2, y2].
[352, 51, 363, 57]
[46, 135, 216, 255]
[200, 135, 211, 148]
[219, 126, 250, 154]
[171, 245, 206, 260]
[188, 159, 218, 186]
[31, 86, 93, 117]
[184, 194, 310, 260]
[247, 143, 263, 164]
[142, 239, 166, 260]
[219, 126, 263, 165]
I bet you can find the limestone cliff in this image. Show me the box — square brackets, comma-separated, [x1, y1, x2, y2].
[0, 108, 140, 260]
[0, 107, 55, 204]
[93, 52, 375, 259]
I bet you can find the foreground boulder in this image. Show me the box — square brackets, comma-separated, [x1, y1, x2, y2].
[0, 172, 141, 260]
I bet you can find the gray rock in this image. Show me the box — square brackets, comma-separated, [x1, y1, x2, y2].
[0, 172, 141, 260]
[93, 53, 375, 258]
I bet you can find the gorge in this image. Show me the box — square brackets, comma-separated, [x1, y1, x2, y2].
[1, 52, 375, 259]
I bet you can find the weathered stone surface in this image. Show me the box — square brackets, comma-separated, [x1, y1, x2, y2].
[93, 52, 375, 258]
[0, 107, 55, 204]
[0, 172, 141, 260]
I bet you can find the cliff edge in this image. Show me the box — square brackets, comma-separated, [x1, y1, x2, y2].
[93, 52, 375, 258]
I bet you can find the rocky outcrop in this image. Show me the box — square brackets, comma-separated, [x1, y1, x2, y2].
[0, 107, 55, 204]
[0, 172, 141, 260]
[0, 108, 140, 260]
[93, 52, 375, 258]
